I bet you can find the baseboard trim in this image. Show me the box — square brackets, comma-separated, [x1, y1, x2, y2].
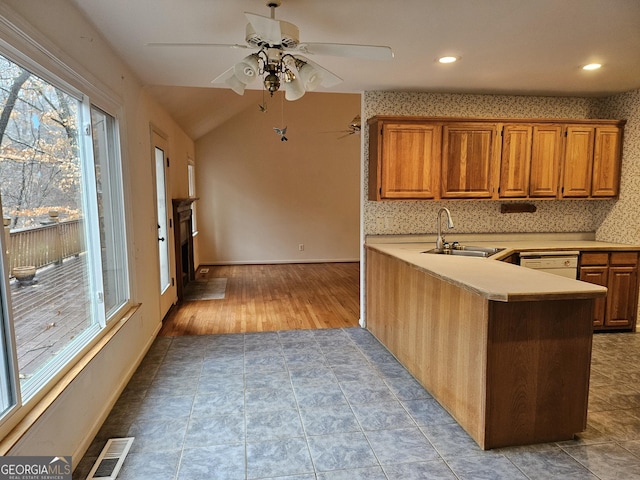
[200, 258, 360, 266]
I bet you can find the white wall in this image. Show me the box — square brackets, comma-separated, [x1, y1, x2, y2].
[0, 0, 194, 460]
[196, 92, 361, 264]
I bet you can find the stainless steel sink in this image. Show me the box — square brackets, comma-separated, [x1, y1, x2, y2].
[422, 244, 504, 258]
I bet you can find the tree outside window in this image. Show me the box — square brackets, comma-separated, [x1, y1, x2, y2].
[0, 52, 129, 409]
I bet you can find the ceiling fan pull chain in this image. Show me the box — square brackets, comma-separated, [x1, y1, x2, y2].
[273, 92, 288, 141]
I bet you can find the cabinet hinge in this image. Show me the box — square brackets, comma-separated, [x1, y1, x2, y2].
[380, 127, 383, 135]
[171, 277, 175, 286]
[379, 187, 382, 195]
[167, 157, 170, 167]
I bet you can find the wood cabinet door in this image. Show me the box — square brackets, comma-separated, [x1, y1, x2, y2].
[606, 266, 638, 328]
[579, 266, 608, 327]
[591, 126, 622, 197]
[529, 125, 563, 197]
[499, 125, 532, 198]
[441, 123, 498, 198]
[379, 123, 441, 199]
[562, 126, 594, 197]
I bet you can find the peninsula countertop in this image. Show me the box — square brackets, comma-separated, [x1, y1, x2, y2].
[364, 233, 640, 302]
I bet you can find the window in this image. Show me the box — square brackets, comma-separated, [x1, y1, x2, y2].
[0, 51, 129, 416]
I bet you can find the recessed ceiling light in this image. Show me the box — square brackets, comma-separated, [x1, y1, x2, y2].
[438, 56, 459, 64]
[582, 63, 602, 71]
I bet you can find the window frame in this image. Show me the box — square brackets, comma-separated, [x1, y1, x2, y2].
[0, 12, 134, 434]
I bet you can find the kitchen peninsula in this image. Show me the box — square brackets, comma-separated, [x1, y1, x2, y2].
[365, 234, 631, 450]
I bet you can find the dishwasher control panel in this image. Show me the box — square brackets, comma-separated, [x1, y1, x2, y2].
[519, 251, 580, 279]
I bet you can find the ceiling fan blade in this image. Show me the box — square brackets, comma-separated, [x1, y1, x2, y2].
[244, 12, 282, 45]
[211, 67, 235, 84]
[211, 67, 249, 95]
[146, 42, 249, 49]
[297, 43, 393, 60]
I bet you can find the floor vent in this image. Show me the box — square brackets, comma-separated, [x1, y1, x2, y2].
[199, 268, 210, 274]
[86, 437, 134, 480]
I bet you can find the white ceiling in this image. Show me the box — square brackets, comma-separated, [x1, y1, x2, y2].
[70, 0, 640, 139]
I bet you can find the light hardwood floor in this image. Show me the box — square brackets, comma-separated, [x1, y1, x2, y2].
[158, 262, 360, 336]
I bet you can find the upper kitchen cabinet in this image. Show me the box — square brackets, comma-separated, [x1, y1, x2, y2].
[499, 125, 533, 198]
[500, 124, 564, 199]
[561, 123, 624, 199]
[368, 117, 441, 200]
[529, 125, 564, 198]
[561, 125, 595, 197]
[367, 116, 625, 201]
[591, 126, 623, 197]
[441, 123, 500, 199]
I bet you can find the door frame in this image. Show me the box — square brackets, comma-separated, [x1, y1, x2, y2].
[150, 128, 176, 318]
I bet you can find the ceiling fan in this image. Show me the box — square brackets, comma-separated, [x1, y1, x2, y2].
[331, 115, 361, 139]
[148, 1, 393, 100]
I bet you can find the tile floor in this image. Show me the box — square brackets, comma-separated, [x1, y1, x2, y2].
[74, 328, 640, 480]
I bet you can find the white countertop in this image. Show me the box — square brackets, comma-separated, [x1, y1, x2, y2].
[364, 234, 640, 302]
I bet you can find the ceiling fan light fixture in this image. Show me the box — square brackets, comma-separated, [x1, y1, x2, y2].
[296, 61, 323, 91]
[206, 1, 388, 102]
[281, 55, 305, 100]
[234, 53, 260, 83]
[284, 75, 305, 100]
[225, 73, 247, 95]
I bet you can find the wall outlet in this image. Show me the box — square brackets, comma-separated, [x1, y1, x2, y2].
[298, 243, 304, 251]
[376, 217, 385, 229]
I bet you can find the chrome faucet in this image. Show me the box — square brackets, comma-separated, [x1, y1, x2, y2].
[436, 207, 454, 251]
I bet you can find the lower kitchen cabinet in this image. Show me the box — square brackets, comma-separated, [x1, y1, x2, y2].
[367, 246, 595, 449]
[579, 251, 639, 331]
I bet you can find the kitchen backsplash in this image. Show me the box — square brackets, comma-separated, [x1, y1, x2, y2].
[364, 199, 615, 236]
[362, 91, 638, 239]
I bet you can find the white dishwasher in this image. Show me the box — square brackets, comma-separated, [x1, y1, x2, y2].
[519, 251, 580, 279]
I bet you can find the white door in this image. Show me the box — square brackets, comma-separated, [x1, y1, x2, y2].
[152, 131, 175, 317]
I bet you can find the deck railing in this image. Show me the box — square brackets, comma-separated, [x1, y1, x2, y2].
[5, 219, 84, 273]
